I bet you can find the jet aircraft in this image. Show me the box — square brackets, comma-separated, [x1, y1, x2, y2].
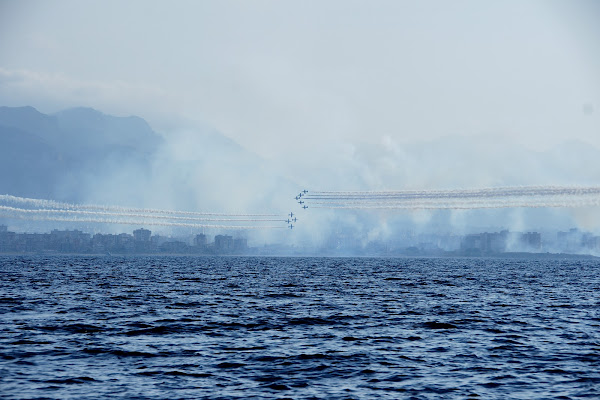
[302, 205, 308, 209]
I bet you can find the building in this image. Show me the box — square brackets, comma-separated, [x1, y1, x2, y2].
[159, 240, 189, 253]
[461, 230, 508, 255]
[133, 228, 151, 242]
[194, 233, 207, 248]
[0, 226, 12, 252]
[557, 228, 583, 253]
[519, 232, 541, 251]
[133, 228, 152, 252]
[233, 238, 248, 252]
[583, 235, 600, 251]
[116, 233, 135, 252]
[49, 229, 91, 253]
[214, 235, 233, 252]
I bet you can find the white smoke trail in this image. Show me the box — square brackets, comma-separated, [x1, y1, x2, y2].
[0, 194, 281, 217]
[307, 186, 600, 199]
[310, 201, 600, 210]
[309, 185, 600, 196]
[0, 209, 286, 230]
[306, 195, 600, 208]
[0, 195, 289, 229]
[0, 205, 285, 222]
[302, 185, 600, 209]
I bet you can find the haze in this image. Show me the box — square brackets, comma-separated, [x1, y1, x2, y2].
[1, 0, 599, 247]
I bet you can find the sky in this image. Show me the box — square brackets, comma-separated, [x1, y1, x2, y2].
[1, 0, 599, 161]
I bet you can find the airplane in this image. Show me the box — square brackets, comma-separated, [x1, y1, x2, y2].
[292, 217, 297, 222]
[289, 212, 294, 218]
[295, 195, 300, 200]
[289, 224, 294, 229]
[285, 219, 291, 224]
[298, 200, 304, 204]
[302, 205, 308, 209]
[302, 190, 308, 194]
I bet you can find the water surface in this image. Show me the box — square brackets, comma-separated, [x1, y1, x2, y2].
[1, 256, 599, 399]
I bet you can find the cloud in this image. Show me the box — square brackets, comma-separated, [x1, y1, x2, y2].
[0, 67, 174, 127]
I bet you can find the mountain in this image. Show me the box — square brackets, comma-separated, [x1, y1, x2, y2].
[0, 124, 64, 198]
[0, 106, 297, 215]
[53, 107, 162, 154]
[0, 106, 160, 202]
[0, 106, 61, 140]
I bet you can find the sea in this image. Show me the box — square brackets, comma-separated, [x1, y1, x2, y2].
[1, 255, 599, 399]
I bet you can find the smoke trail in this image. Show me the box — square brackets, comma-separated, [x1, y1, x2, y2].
[0, 205, 285, 222]
[301, 185, 600, 209]
[310, 201, 600, 210]
[0, 194, 281, 217]
[0, 195, 289, 229]
[307, 186, 600, 199]
[0, 208, 286, 230]
[306, 196, 600, 208]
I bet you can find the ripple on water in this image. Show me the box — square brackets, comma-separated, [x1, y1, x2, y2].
[1, 255, 599, 399]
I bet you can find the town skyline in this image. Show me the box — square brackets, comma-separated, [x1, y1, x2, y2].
[2, 223, 599, 257]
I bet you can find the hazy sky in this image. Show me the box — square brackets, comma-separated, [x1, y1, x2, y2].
[1, 0, 599, 160]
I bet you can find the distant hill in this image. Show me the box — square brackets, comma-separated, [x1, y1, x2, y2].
[0, 106, 62, 140]
[0, 106, 163, 202]
[52, 107, 162, 153]
[0, 106, 297, 214]
[0, 123, 64, 198]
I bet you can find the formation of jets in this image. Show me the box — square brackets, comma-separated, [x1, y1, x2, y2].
[287, 190, 309, 229]
[296, 190, 309, 208]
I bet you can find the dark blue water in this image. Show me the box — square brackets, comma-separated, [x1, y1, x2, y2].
[1, 256, 599, 399]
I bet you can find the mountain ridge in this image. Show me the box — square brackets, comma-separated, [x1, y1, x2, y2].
[0, 105, 297, 216]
